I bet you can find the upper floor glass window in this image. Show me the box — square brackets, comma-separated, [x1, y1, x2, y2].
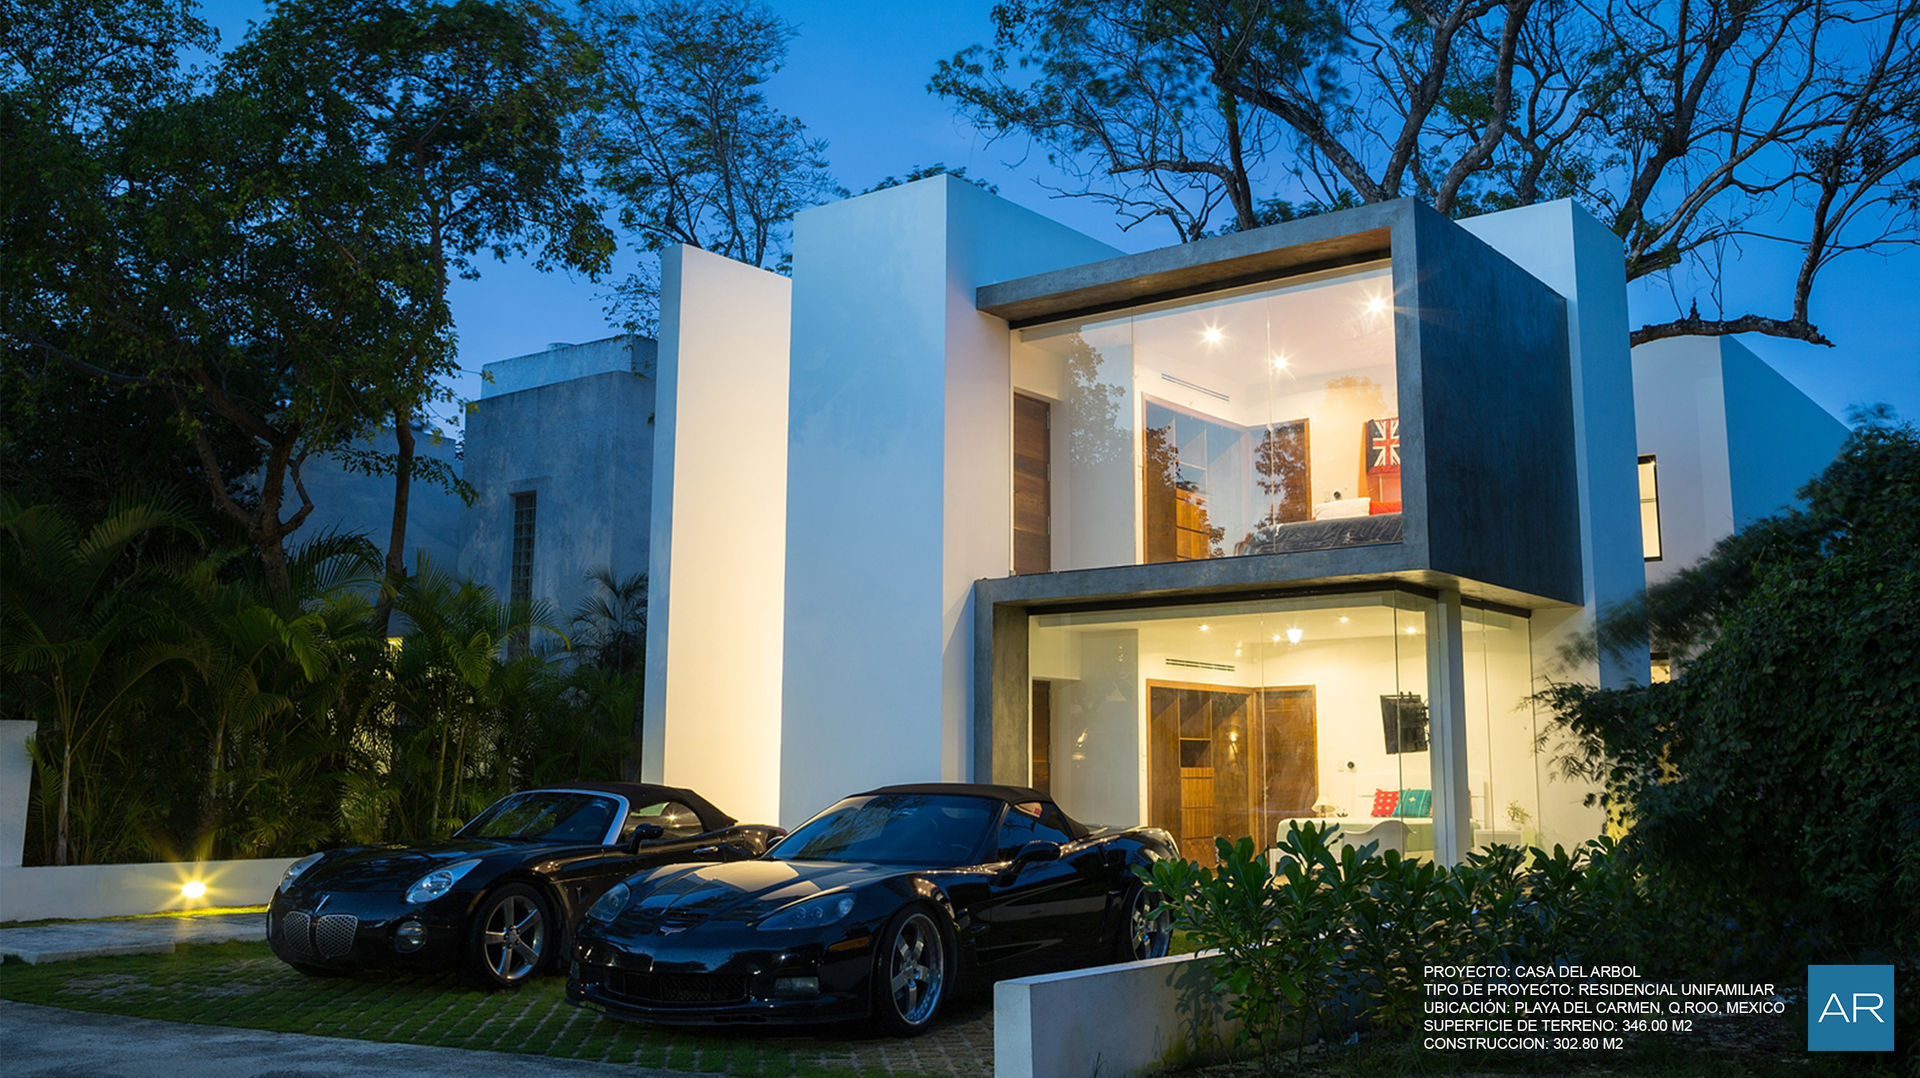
[1011, 263, 1400, 573]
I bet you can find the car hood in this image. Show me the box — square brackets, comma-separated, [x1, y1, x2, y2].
[616, 859, 894, 928]
[294, 838, 557, 893]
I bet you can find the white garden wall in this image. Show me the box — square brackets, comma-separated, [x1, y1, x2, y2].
[995, 952, 1238, 1078]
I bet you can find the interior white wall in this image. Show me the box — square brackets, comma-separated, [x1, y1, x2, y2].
[1630, 336, 1735, 585]
[643, 246, 791, 826]
[779, 176, 1118, 826]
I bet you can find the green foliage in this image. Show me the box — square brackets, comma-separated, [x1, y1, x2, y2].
[1544, 420, 1920, 967]
[1143, 826, 1692, 1062]
[579, 0, 841, 329]
[3, 0, 610, 590]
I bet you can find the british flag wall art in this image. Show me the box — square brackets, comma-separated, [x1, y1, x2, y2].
[1367, 417, 1400, 474]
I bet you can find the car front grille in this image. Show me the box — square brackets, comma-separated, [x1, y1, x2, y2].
[314, 914, 358, 958]
[275, 910, 358, 960]
[277, 911, 315, 958]
[605, 970, 751, 1006]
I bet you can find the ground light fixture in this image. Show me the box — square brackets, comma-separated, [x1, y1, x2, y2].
[180, 880, 207, 899]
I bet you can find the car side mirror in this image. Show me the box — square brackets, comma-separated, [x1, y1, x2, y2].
[1013, 840, 1062, 866]
[629, 823, 665, 850]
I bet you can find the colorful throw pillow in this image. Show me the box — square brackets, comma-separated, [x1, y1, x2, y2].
[1395, 788, 1433, 818]
[1371, 789, 1400, 817]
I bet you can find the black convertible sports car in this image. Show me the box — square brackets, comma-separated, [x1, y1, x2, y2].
[268, 782, 783, 988]
[566, 783, 1178, 1033]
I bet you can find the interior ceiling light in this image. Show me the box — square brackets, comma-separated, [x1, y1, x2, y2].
[1270, 634, 1281, 643]
[1405, 626, 1419, 635]
[1202, 325, 1224, 346]
[1271, 354, 1289, 371]
[1365, 295, 1387, 315]
[1338, 616, 1350, 624]
[1199, 623, 1211, 632]
[1286, 627, 1304, 644]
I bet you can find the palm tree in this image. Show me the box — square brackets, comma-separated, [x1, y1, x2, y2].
[380, 553, 562, 839]
[0, 494, 198, 864]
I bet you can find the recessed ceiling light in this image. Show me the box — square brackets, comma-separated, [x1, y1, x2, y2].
[1365, 296, 1387, 315]
[1285, 627, 1304, 644]
[1270, 634, 1281, 643]
[1405, 626, 1419, 635]
[1338, 616, 1350, 624]
[1201, 325, 1224, 346]
[1271, 354, 1289, 371]
[1199, 623, 1211, 632]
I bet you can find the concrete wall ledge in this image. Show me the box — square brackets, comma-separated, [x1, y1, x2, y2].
[995, 951, 1239, 1078]
[0, 857, 297, 923]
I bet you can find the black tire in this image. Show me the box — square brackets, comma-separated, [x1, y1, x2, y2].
[868, 904, 950, 1036]
[1112, 884, 1172, 962]
[466, 882, 553, 990]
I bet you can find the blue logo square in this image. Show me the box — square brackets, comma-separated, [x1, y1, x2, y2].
[1808, 965, 1894, 1051]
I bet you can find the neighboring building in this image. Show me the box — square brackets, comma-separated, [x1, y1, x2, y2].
[462, 335, 657, 631]
[1630, 335, 1849, 587]
[644, 177, 1648, 860]
[298, 423, 465, 572]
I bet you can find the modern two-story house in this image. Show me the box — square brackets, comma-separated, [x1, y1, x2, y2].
[641, 176, 1669, 866]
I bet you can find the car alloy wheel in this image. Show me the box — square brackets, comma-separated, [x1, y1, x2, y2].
[874, 907, 947, 1034]
[1118, 885, 1172, 961]
[471, 883, 550, 989]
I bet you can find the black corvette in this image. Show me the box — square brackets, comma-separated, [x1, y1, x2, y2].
[268, 782, 783, 988]
[567, 783, 1178, 1033]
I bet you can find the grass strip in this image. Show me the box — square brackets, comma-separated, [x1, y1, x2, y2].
[0, 942, 970, 1078]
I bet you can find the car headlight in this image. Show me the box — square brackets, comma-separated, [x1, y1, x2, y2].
[585, 882, 631, 923]
[403, 859, 480, 905]
[757, 892, 857, 932]
[279, 852, 325, 893]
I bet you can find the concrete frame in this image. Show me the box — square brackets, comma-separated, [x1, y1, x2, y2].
[970, 199, 1590, 861]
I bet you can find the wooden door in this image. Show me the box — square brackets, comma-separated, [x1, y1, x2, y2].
[1149, 681, 1318, 864]
[1257, 688, 1319, 847]
[1014, 395, 1051, 574]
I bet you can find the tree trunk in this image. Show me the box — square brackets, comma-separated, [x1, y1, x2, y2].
[56, 740, 71, 867]
[373, 409, 416, 638]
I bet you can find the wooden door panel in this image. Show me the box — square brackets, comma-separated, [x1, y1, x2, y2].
[1013, 394, 1051, 574]
[1147, 680, 1318, 864]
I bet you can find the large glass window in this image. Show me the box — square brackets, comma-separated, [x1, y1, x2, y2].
[1461, 605, 1542, 854]
[1028, 591, 1466, 865]
[1011, 263, 1399, 572]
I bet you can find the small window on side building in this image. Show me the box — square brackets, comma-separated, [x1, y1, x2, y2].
[1638, 455, 1662, 561]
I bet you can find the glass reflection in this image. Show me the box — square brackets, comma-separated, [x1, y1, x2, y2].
[1011, 263, 1400, 572]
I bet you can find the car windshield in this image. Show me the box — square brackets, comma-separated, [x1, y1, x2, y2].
[768, 794, 997, 866]
[455, 791, 618, 844]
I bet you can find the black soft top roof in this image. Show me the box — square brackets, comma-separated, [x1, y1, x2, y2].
[527, 781, 736, 832]
[855, 782, 1089, 838]
[859, 782, 1049, 804]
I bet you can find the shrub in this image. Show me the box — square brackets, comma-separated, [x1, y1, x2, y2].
[1142, 826, 1666, 1065]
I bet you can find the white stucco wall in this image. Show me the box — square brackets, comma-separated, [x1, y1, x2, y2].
[1631, 337, 1736, 585]
[644, 247, 791, 826]
[777, 176, 1118, 825]
[1, 720, 33, 868]
[0, 858, 297, 922]
[1631, 335, 1846, 587]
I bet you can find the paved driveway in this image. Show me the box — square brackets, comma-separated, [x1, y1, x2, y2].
[0, 1000, 694, 1077]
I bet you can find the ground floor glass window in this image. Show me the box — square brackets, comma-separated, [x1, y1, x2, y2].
[1027, 590, 1542, 865]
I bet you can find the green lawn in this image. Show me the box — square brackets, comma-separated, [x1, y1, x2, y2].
[0, 942, 985, 1078]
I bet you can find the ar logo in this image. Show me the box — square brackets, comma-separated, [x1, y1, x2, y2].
[1808, 965, 1894, 1052]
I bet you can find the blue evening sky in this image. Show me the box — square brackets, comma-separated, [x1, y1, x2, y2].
[195, 1, 1919, 433]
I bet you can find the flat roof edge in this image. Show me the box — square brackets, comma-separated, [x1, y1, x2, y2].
[976, 200, 1416, 326]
